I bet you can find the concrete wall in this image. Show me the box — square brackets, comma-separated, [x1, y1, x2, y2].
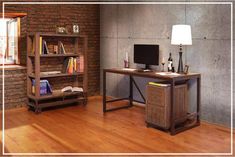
[100, 4, 232, 127]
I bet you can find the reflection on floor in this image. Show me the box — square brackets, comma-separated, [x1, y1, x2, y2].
[0, 96, 232, 154]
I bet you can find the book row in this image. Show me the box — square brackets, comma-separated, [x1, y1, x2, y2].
[32, 37, 67, 55]
[62, 56, 84, 74]
[32, 79, 83, 95]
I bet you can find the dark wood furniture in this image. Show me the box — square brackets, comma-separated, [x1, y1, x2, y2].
[27, 33, 88, 113]
[103, 68, 201, 135]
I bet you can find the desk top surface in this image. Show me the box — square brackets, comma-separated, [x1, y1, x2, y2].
[104, 68, 200, 80]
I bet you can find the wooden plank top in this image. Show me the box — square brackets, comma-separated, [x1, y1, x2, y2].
[27, 33, 87, 38]
[28, 90, 83, 100]
[28, 72, 83, 79]
[0, 13, 27, 18]
[28, 54, 79, 58]
[104, 68, 200, 80]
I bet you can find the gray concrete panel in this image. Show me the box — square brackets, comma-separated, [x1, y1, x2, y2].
[187, 40, 231, 92]
[131, 4, 185, 39]
[100, 38, 118, 97]
[186, 4, 231, 40]
[100, 5, 118, 38]
[117, 5, 133, 38]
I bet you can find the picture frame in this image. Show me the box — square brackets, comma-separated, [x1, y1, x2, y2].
[73, 24, 79, 34]
[184, 65, 189, 74]
[56, 27, 68, 34]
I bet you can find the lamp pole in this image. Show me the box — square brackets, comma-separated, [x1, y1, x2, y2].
[177, 44, 184, 73]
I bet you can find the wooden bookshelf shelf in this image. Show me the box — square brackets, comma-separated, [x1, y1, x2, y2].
[27, 33, 88, 113]
[28, 33, 87, 38]
[28, 72, 83, 78]
[28, 90, 84, 100]
[28, 54, 80, 58]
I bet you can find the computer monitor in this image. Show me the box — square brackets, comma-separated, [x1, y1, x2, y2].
[134, 44, 159, 70]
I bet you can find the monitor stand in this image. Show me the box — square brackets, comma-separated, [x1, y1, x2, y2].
[145, 64, 151, 70]
[137, 64, 152, 72]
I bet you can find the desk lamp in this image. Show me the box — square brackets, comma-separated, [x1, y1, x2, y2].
[171, 25, 192, 73]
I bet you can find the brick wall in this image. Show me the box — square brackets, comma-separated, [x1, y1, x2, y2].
[0, 68, 27, 109]
[0, 3, 100, 109]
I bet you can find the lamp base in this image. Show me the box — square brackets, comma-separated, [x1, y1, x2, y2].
[177, 46, 184, 73]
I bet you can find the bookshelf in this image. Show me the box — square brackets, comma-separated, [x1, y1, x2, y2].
[27, 33, 88, 113]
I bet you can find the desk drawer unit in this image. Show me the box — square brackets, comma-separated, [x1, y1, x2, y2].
[146, 83, 188, 129]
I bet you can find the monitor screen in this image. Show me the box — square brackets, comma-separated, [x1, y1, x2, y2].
[134, 44, 159, 66]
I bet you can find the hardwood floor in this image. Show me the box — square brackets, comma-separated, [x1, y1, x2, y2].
[0, 96, 233, 154]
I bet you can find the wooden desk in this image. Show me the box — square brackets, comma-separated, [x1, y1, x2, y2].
[103, 68, 201, 135]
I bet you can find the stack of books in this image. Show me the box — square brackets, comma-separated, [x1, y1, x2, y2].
[62, 56, 84, 74]
[32, 79, 52, 95]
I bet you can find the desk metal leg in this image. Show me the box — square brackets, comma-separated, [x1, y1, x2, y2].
[197, 76, 201, 124]
[103, 70, 106, 112]
[103, 72, 133, 112]
[129, 76, 133, 106]
[170, 80, 176, 135]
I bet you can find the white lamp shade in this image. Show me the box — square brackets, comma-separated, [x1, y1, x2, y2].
[171, 25, 192, 45]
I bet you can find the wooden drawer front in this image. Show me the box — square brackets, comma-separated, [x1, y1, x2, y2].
[146, 103, 170, 129]
[146, 83, 188, 129]
[146, 85, 170, 107]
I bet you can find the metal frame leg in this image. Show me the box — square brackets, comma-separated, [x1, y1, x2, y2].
[103, 72, 133, 113]
[103, 70, 106, 112]
[170, 77, 201, 135]
[197, 76, 201, 124]
[132, 77, 146, 103]
[129, 76, 133, 106]
[170, 80, 176, 135]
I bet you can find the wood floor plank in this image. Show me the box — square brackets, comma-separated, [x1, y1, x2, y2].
[0, 96, 233, 154]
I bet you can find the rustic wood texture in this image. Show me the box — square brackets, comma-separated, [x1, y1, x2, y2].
[174, 84, 188, 119]
[27, 33, 88, 112]
[0, 96, 232, 154]
[146, 84, 188, 129]
[146, 84, 171, 129]
[103, 68, 200, 135]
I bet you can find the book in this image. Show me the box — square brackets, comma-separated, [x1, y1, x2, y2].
[62, 58, 70, 73]
[61, 42, 66, 54]
[58, 41, 62, 54]
[74, 58, 76, 72]
[58, 41, 66, 54]
[39, 37, 42, 55]
[68, 57, 74, 74]
[61, 86, 83, 92]
[76, 57, 80, 73]
[79, 55, 84, 72]
[42, 40, 49, 54]
[32, 79, 52, 95]
[62, 56, 83, 74]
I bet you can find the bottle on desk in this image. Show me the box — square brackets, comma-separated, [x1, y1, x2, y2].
[124, 52, 129, 68]
[168, 53, 173, 72]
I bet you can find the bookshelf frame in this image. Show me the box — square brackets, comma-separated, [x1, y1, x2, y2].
[27, 32, 88, 113]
